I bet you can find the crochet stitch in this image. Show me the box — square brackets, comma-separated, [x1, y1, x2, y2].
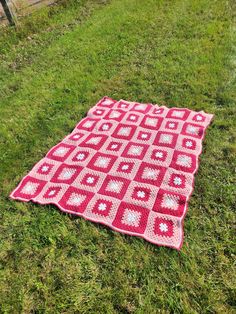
[10, 97, 213, 249]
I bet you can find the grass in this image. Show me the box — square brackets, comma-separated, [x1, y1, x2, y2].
[0, 0, 235, 312]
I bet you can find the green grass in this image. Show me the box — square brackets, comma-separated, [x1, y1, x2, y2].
[0, 0, 235, 312]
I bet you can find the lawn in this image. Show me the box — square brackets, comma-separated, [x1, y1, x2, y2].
[0, 0, 235, 313]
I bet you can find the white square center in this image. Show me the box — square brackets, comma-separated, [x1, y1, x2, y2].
[177, 155, 192, 167]
[162, 194, 179, 210]
[59, 168, 76, 180]
[142, 167, 159, 180]
[95, 157, 110, 168]
[121, 208, 141, 227]
[21, 182, 39, 195]
[67, 193, 86, 206]
[106, 180, 123, 193]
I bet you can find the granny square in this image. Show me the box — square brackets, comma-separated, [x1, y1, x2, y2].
[10, 96, 213, 249]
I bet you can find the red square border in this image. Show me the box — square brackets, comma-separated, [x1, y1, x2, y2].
[134, 162, 167, 187]
[11, 176, 46, 200]
[98, 175, 130, 199]
[112, 201, 149, 234]
[152, 189, 186, 218]
[58, 186, 94, 213]
[121, 142, 149, 160]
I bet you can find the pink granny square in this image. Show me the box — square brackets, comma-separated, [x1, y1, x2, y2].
[10, 96, 213, 249]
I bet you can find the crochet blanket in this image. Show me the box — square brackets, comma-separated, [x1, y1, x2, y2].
[10, 97, 213, 249]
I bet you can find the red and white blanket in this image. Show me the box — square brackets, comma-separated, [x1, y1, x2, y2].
[10, 97, 213, 249]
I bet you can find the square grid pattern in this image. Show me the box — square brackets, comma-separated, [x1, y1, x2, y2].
[10, 97, 213, 249]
